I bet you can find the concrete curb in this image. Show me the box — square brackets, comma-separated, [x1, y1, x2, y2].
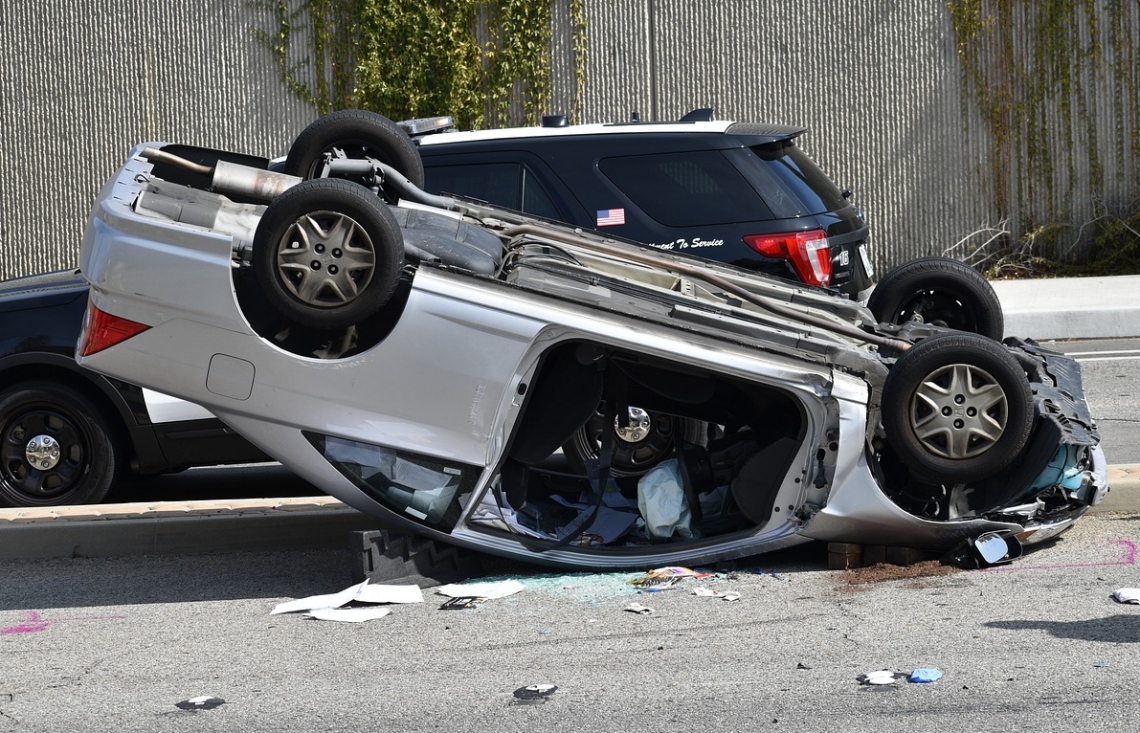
[0, 497, 380, 559]
[2, 468, 1136, 560]
[991, 275, 1140, 341]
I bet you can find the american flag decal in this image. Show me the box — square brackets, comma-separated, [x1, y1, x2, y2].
[596, 208, 626, 227]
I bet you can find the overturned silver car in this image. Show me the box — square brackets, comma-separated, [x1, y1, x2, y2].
[77, 112, 1106, 569]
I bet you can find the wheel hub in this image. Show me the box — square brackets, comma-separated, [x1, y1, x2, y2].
[912, 363, 1007, 459]
[278, 211, 375, 307]
[25, 434, 62, 470]
[614, 407, 652, 443]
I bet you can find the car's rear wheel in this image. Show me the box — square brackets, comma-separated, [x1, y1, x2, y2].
[285, 109, 425, 198]
[252, 178, 405, 330]
[868, 257, 1004, 340]
[0, 381, 119, 507]
[563, 406, 705, 478]
[882, 333, 1032, 484]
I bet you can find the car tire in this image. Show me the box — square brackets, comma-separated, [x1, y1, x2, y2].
[253, 178, 405, 330]
[0, 381, 120, 507]
[867, 257, 1004, 340]
[563, 407, 706, 478]
[882, 333, 1033, 484]
[284, 109, 426, 193]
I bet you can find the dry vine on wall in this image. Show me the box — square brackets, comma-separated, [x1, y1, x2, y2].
[947, 0, 1140, 275]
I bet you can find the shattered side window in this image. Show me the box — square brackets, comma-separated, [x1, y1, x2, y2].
[305, 432, 478, 532]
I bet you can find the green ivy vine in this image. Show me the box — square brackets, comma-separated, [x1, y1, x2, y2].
[947, 0, 1140, 268]
[252, 0, 587, 129]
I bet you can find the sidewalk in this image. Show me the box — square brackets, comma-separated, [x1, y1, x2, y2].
[991, 274, 1140, 341]
[1, 275, 1137, 560]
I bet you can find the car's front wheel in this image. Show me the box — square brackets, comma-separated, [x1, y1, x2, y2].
[882, 333, 1032, 484]
[868, 257, 1004, 340]
[0, 381, 120, 507]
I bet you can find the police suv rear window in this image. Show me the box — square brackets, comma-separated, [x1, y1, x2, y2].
[742, 141, 848, 217]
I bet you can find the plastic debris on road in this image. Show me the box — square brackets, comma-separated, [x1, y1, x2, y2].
[439, 596, 486, 610]
[627, 566, 713, 590]
[434, 579, 525, 610]
[175, 696, 225, 711]
[858, 668, 943, 685]
[908, 668, 943, 683]
[858, 670, 908, 685]
[624, 602, 654, 615]
[513, 684, 557, 704]
[1111, 587, 1140, 604]
[691, 587, 741, 601]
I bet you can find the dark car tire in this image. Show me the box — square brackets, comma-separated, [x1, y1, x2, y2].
[882, 333, 1033, 485]
[0, 381, 120, 507]
[253, 178, 405, 330]
[284, 109, 426, 192]
[563, 407, 706, 478]
[868, 257, 1004, 340]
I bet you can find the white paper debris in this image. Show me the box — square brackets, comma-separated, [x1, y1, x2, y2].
[1112, 587, 1140, 604]
[692, 587, 741, 601]
[436, 579, 525, 600]
[271, 580, 424, 617]
[624, 602, 654, 615]
[305, 607, 393, 623]
[271, 580, 369, 615]
[355, 584, 424, 604]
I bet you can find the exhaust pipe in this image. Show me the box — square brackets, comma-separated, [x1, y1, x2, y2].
[140, 147, 303, 201]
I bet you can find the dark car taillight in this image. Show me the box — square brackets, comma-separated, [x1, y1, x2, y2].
[79, 303, 150, 356]
[743, 229, 832, 287]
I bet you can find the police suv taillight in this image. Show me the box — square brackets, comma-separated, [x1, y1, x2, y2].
[742, 229, 832, 287]
[79, 303, 150, 357]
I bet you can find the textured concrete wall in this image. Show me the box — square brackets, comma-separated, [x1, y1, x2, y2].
[0, 0, 316, 280]
[1, 1, 1135, 280]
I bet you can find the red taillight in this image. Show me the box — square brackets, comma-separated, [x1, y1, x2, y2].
[743, 229, 832, 287]
[79, 303, 150, 357]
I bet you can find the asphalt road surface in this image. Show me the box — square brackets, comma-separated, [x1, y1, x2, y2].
[2, 512, 1139, 732]
[1054, 338, 1140, 465]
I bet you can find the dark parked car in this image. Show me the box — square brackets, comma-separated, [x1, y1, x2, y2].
[0, 269, 268, 507]
[414, 109, 877, 301]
